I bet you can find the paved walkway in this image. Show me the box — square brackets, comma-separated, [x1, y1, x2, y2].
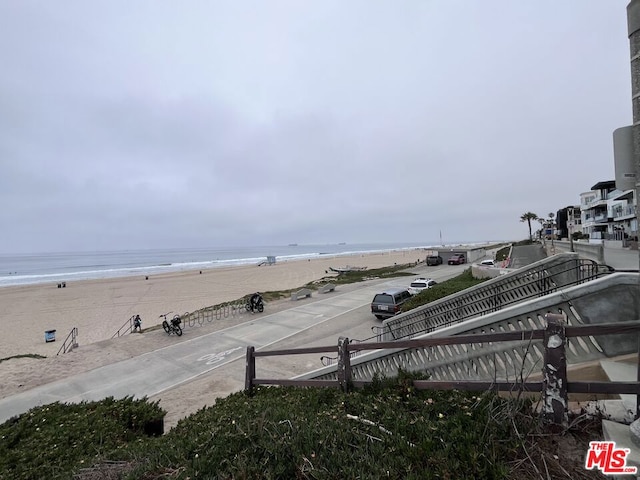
[0, 245, 562, 424]
[552, 241, 640, 270]
[604, 248, 640, 271]
[0, 279, 408, 424]
[509, 244, 547, 269]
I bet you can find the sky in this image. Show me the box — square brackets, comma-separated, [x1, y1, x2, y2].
[0, 1, 633, 253]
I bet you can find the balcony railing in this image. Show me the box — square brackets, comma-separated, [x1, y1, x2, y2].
[613, 204, 636, 219]
[586, 197, 608, 209]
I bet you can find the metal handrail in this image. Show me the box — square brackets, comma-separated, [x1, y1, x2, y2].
[180, 302, 247, 329]
[108, 301, 249, 340]
[56, 327, 78, 355]
[303, 274, 638, 386]
[111, 315, 135, 338]
[374, 256, 613, 343]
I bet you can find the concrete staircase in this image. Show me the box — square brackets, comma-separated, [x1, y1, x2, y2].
[596, 360, 638, 423]
[597, 359, 640, 478]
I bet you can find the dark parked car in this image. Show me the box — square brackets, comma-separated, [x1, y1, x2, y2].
[371, 288, 412, 319]
[448, 254, 466, 265]
[426, 255, 443, 266]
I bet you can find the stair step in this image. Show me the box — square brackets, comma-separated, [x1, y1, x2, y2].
[599, 360, 638, 413]
[602, 419, 640, 479]
[585, 399, 636, 424]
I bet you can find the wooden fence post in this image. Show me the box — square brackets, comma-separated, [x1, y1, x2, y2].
[542, 313, 568, 427]
[337, 337, 352, 392]
[245, 346, 255, 396]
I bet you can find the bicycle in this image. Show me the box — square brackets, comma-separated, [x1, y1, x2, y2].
[245, 293, 265, 313]
[159, 312, 183, 336]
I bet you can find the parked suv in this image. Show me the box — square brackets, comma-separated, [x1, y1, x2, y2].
[426, 255, 443, 266]
[448, 254, 466, 265]
[408, 278, 437, 295]
[371, 288, 412, 319]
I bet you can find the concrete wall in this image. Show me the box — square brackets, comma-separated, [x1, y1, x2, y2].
[614, 126, 636, 191]
[554, 240, 604, 263]
[470, 264, 509, 279]
[466, 247, 487, 263]
[571, 282, 640, 356]
[436, 247, 486, 264]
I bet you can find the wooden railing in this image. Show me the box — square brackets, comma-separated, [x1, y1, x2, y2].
[245, 315, 640, 426]
[56, 327, 78, 355]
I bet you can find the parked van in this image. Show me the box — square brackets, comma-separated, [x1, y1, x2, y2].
[426, 255, 443, 266]
[371, 288, 412, 319]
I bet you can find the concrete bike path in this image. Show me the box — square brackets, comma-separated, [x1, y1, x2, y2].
[0, 279, 406, 424]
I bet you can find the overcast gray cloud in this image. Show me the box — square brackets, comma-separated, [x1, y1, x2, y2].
[0, 1, 632, 253]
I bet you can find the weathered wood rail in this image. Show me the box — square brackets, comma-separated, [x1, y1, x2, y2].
[245, 315, 640, 426]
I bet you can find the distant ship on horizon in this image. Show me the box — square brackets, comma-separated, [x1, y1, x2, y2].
[288, 243, 298, 247]
[338, 242, 346, 245]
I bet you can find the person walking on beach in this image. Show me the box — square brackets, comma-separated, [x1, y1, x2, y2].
[133, 314, 142, 332]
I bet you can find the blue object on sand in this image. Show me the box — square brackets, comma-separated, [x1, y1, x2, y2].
[45, 330, 56, 342]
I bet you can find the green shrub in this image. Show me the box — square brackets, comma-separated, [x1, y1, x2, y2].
[0, 397, 165, 480]
[124, 376, 526, 479]
[0, 377, 600, 479]
[402, 269, 487, 312]
[495, 246, 510, 262]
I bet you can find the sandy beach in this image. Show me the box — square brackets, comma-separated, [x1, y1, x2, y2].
[0, 248, 427, 428]
[0, 249, 423, 360]
[0, 249, 423, 389]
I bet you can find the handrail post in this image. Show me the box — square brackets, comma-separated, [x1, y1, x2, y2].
[245, 346, 255, 396]
[542, 313, 568, 428]
[337, 336, 352, 392]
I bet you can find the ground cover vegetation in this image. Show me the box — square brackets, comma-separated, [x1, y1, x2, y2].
[402, 268, 487, 312]
[495, 246, 510, 262]
[259, 263, 416, 302]
[0, 353, 46, 364]
[0, 372, 603, 479]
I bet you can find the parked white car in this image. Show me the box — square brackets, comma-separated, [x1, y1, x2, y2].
[480, 259, 496, 267]
[408, 277, 437, 295]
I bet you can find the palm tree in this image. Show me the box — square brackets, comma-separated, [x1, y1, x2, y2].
[537, 218, 545, 239]
[520, 212, 539, 241]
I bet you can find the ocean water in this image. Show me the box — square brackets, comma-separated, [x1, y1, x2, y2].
[0, 241, 477, 288]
